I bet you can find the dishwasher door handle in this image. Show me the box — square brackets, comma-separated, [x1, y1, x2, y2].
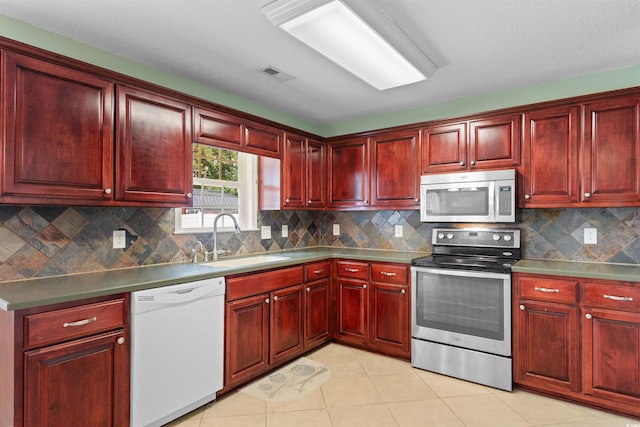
[153, 285, 218, 304]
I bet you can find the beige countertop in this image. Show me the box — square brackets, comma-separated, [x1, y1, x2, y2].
[513, 259, 640, 282]
[0, 247, 428, 311]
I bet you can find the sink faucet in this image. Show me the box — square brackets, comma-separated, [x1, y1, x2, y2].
[211, 213, 241, 261]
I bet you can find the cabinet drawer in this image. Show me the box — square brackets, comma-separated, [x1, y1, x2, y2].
[519, 276, 578, 304]
[583, 282, 640, 311]
[305, 261, 331, 281]
[24, 298, 126, 349]
[336, 260, 369, 280]
[227, 266, 304, 301]
[371, 263, 408, 285]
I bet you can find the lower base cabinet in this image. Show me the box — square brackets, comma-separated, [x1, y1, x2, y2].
[0, 294, 130, 427]
[514, 273, 640, 419]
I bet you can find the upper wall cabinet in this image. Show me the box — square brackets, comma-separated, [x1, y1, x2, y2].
[581, 96, 640, 206]
[1, 51, 115, 204]
[421, 113, 521, 173]
[281, 133, 325, 210]
[193, 106, 281, 158]
[370, 129, 420, 209]
[116, 85, 193, 205]
[521, 106, 580, 207]
[327, 137, 370, 209]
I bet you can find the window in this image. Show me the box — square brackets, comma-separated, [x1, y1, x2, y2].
[174, 144, 258, 234]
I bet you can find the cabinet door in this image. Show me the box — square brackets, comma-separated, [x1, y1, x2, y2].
[521, 106, 579, 207]
[582, 97, 640, 205]
[306, 139, 326, 209]
[304, 279, 330, 349]
[582, 307, 640, 406]
[24, 330, 129, 427]
[369, 282, 410, 358]
[328, 138, 370, 208]
[1, 52, 114, 204]
[244, 121, 281, 158]
[193, 107, 243, 150]
[515, 300, 579, 392]
[336, 279, 368, 345]
[116, 85, 192, 205]
[421, 123, 467, 173]
[469, 114, 521, 169]
[370, 129, 420, 209]
[281, 133, 306, 209]
[270, 285, 304, 365]
[225, 294, 269, 388]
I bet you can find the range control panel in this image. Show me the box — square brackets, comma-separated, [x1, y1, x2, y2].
[431, 228, 520, 248]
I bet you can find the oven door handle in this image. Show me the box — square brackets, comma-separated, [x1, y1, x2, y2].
[411, 266, 510, 280]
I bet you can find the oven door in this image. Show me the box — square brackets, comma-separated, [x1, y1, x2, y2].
[411, 266, 511, 356]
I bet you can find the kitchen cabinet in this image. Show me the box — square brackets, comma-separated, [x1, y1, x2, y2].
[370, 129, 421, 209]
[281, 133, 325, 209]
[521, 106, 580, 207]
[304, 261, 331, 349]
[1, 51, 192, 206]
[513, 272, 640, 419]
[421, 114, 521, 173]
[327, 137, 370, 209]
[193, 106, 282, 158]
[270, 284, 305, 365]
[335, 260, 410, 359]
[581, 96, 640, 205]
[1, 51, 115, 204]
[116, 85, 193, 205]
[0, 294, 130, 427]
[514, 274, 579, 393]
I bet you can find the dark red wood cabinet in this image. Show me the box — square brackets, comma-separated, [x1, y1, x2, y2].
[281, 133, 325, 209]
[304, 261, 331, 348]
[327, 137, 370, 209]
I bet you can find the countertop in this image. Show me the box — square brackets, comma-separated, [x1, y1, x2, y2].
[0, 247, 427, 311]
[512, 259, 640, 282]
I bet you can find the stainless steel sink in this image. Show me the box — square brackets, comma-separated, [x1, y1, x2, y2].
[197, 255, 289, 268]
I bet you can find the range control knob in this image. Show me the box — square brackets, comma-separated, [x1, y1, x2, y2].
[437, 232, 445, 239]
[504, 234, 513, 242]
[492, 234, 501, 241]
[446, 233, 454, 240]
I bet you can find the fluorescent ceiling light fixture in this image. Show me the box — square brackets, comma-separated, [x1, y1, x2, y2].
[262, 0, 427, 90]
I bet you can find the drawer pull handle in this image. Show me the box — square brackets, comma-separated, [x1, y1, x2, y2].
[313, 269, 324, 274]
[345, 268, 359, 273]
[604, 294, 634, 302]
[534, 287, 560, 293]
[63, 316, 97, 328]
[381, 272, 397, 277]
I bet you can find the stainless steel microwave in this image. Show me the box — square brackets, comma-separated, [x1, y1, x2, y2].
[420, 169, 516, 223]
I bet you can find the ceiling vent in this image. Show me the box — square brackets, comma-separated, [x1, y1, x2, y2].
[260, 66, 295, 82]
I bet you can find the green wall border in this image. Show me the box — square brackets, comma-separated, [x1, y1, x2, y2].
[1, 14, 639, 138]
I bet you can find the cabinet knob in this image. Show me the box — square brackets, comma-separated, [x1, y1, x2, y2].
[459, 161, 465, 166]
[584, 192, 591, 198]
[401, 289, 406, 294]
[470, 161, 476, 166]
[104, 188, 112, 195]
[524, 194, 531, 200]
[306, 287, 310, 292]
[362, 284, 367, 289]
[308, 200, 312, 204]
[285, 198, 290, 203]
[117, 337, 125, 345]
[585, 313, 592, 319]
[519, 304, 525, 311]
[265, 298, 270, 304]
[414, 198, 419, 203]
[186, 192, 192, 199]
[364, 200, 368, 204]
[273, 296, 279, 301]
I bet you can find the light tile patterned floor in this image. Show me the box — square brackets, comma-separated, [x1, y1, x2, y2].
[165, 343, 639, 427]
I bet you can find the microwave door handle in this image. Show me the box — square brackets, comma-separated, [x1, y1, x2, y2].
[488, 181, 496, 222]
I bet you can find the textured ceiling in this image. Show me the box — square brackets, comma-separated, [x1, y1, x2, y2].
[1, 0, 639, 126]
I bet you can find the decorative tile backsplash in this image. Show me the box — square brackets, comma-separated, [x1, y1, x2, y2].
[1, 205, 639, 281]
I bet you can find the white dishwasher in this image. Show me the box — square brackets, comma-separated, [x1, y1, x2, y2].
[130, 277, 225, 427]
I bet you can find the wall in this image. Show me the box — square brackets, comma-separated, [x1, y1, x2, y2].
[1, 206, 639, 281]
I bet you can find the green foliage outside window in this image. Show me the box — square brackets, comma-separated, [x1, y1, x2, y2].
[193, 144, 239, 196]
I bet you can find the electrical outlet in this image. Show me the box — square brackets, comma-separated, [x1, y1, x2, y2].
[282, 224, 288, 238]
[113, 229, 126, 249]
[584, 227, 597, 245]
[261, 226, 271, 239]
[395, 224, 403, 238]
[333, 224, 340, 236]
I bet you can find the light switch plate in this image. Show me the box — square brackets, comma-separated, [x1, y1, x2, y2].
[282, 224, 288, 238]
[584, 227, 597, 245]
[113, 229, 126, 249]
[333, 224, 340, 236]
[261, 226, 272, 240]
[395, 224, 403, 238]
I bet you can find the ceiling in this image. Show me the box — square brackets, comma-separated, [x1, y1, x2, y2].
[1, 0, 639, 127]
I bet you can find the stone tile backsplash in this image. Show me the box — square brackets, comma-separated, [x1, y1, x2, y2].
[1, 205, 640, 281]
